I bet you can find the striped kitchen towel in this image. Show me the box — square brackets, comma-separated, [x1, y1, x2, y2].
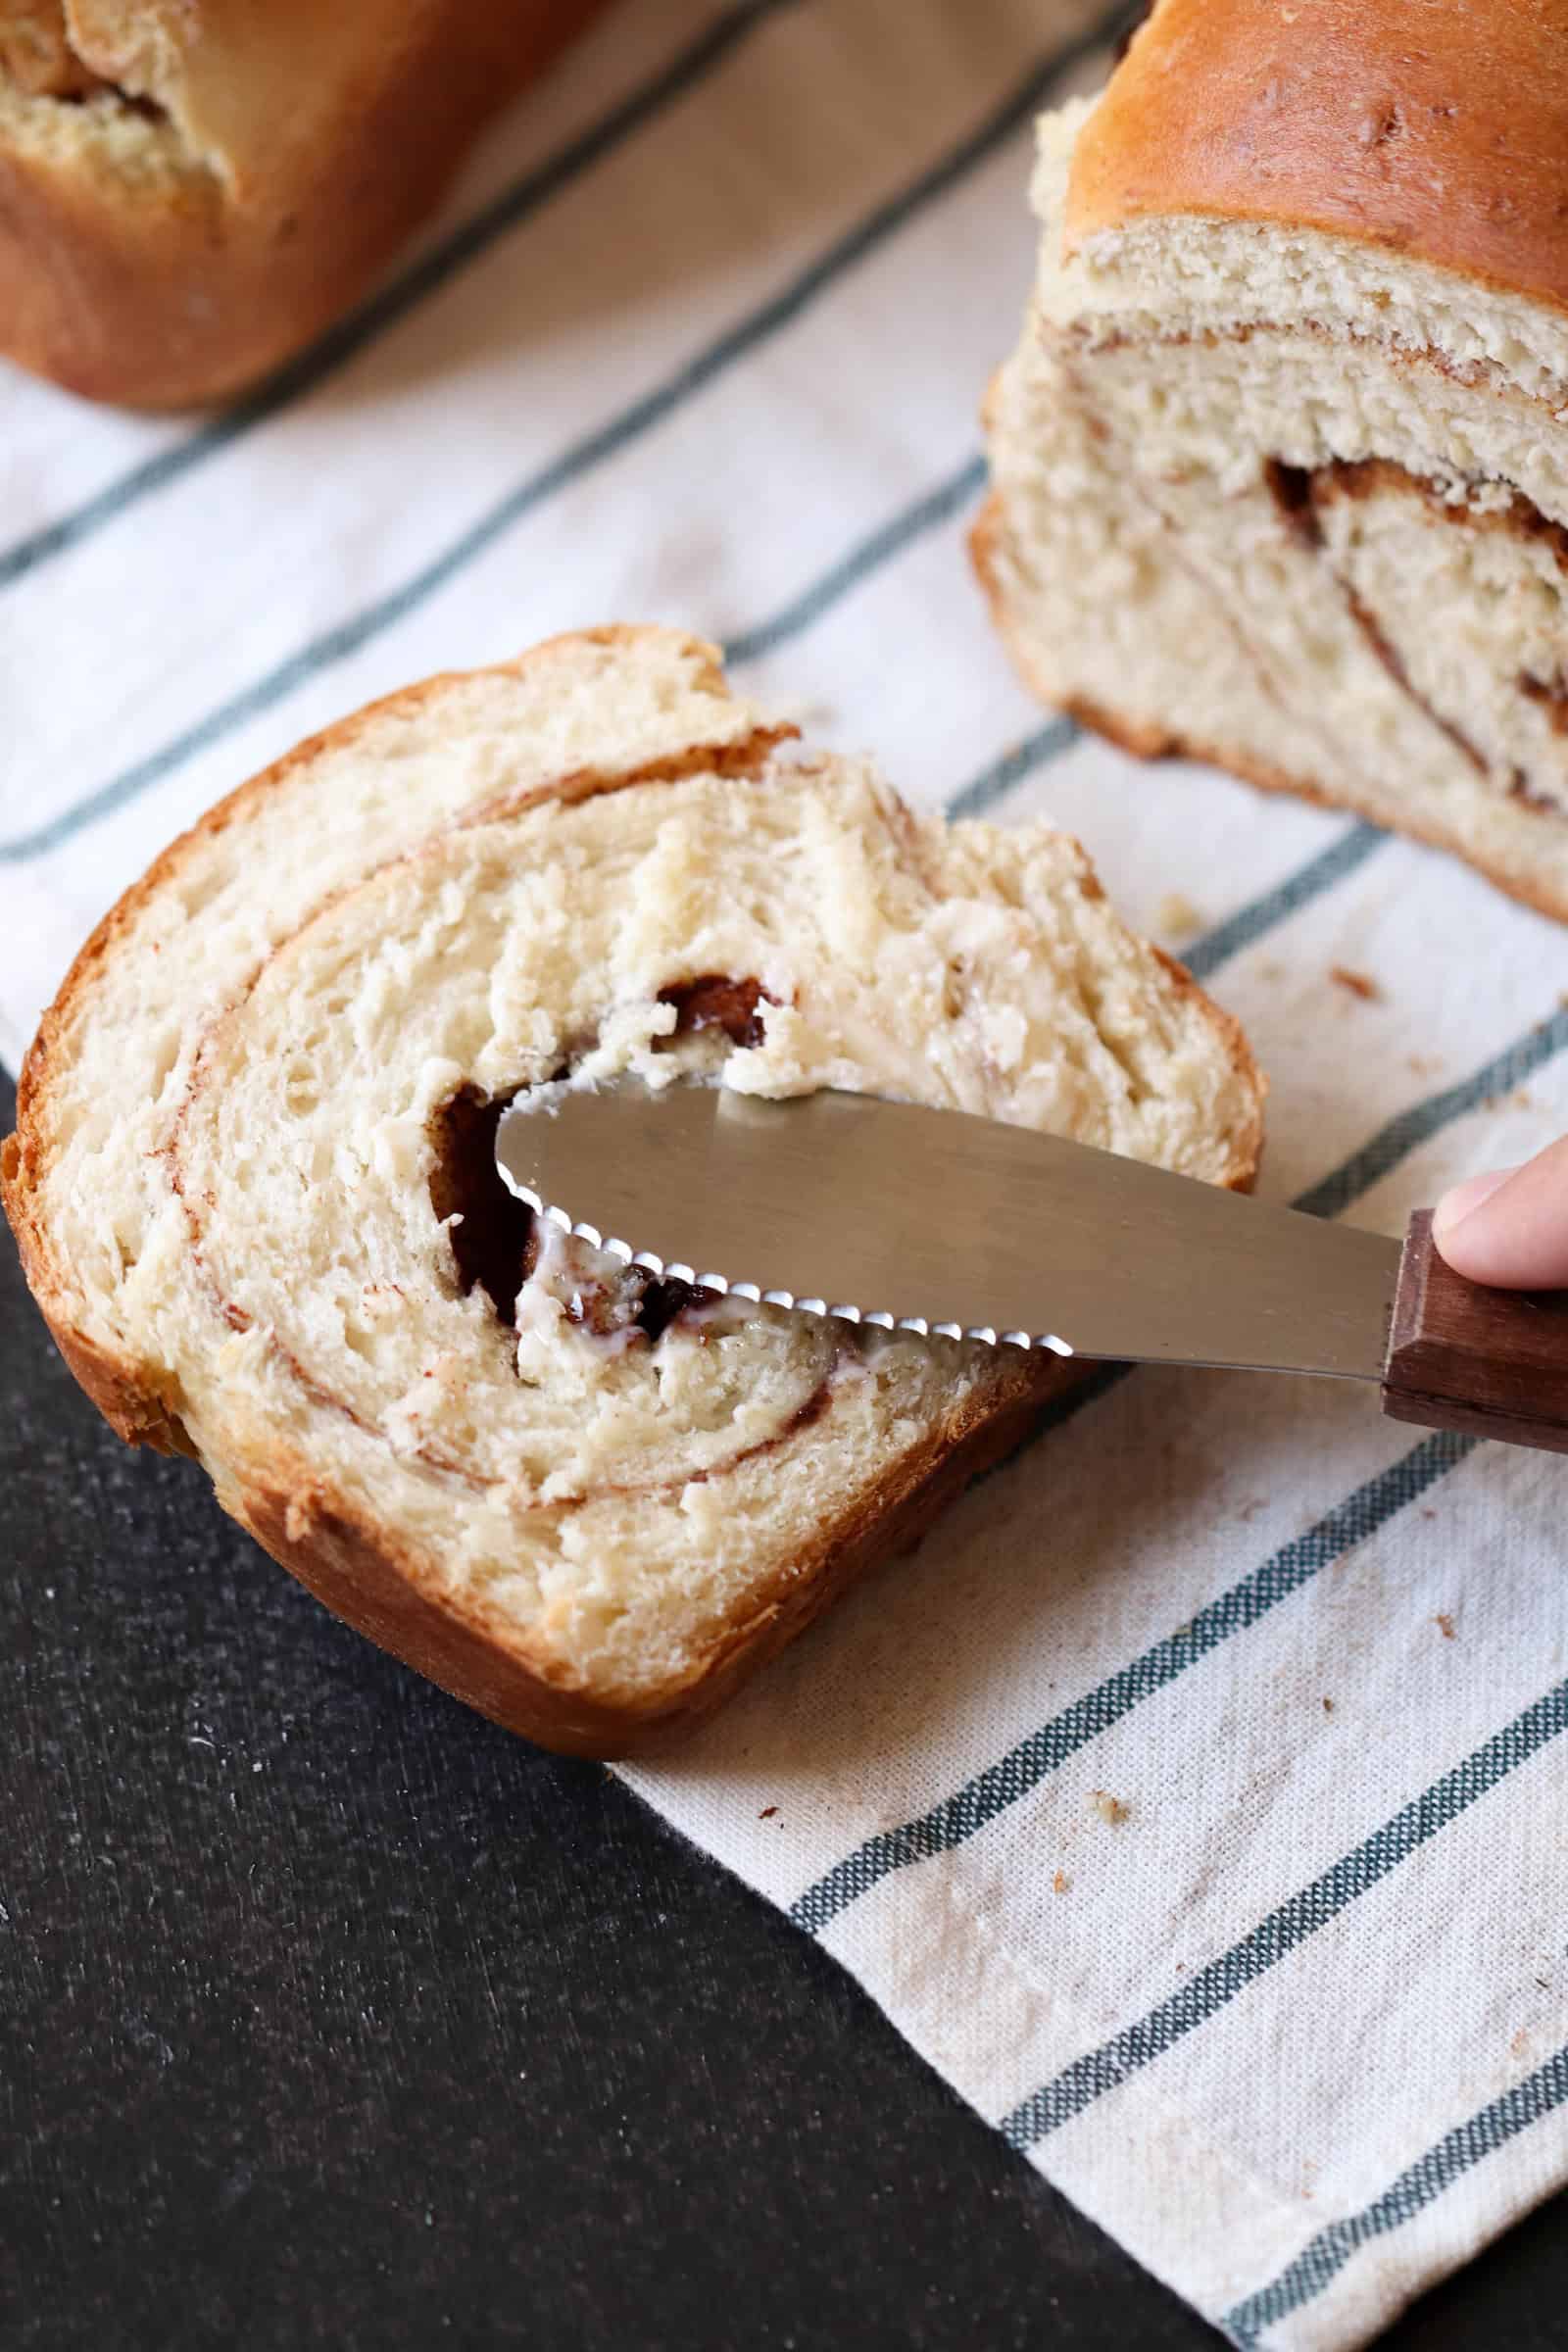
[4, 2, 1568, 2343]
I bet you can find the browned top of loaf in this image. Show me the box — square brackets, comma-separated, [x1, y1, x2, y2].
[1066, 0, 1568, 317]
[0, 0, 610, 406]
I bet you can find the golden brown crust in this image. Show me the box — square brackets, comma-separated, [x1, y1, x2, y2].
[1, 624, 1264, 1756]
[1144, 940, 1266, 1194]
[1066, 0, 1568, 318]
[4, 629, 738, 1372]
[972, 491, 1568, 932]
[222, 1360, 1080, 1760]
[1, 1126, 195, 1451]
[0, 0, 610, 408]
[0, 3, 104, 96]
[1080, 696, 1568, 932]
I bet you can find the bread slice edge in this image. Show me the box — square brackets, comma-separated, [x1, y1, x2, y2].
[970, 490, 1568, 930]
[3, 627, 1264, 1755]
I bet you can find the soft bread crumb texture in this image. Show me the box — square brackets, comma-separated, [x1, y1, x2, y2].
[3, 628, 1263, 1751]
[1066, 0, 1568, 324]
[978, 45, 1568, 922]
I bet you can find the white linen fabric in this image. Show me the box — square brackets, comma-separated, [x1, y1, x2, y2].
[4, 5, 1567, 2344]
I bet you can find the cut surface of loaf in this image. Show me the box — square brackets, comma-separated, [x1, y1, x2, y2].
[0, 0, 608, 407]
[978, 0, 1568, 923]
[2, 628, 1263, 1755]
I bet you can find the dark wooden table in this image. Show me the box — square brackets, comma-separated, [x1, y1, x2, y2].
[4, 1063, 1563, 2349]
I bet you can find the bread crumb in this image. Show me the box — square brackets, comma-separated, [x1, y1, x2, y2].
[1322, 1696, 1335, 1714]
[1091, 1789, 1130, 1827]
[760, 1805, 778, 1819]
[1155, 891, 1203, 938]
[1436, 1612, 1456, 1641]
[1053, 1870, 1070, 1894]
[1330, 965, 1379, 1001]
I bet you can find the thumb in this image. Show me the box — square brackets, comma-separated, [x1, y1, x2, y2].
[1432, 1135, 1568, 1289]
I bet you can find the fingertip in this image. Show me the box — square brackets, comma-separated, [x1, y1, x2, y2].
[1432, 1166, 1518, 1254]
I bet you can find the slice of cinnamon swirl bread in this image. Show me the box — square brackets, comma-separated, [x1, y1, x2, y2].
[2, 629, 1262, 1756]
[977, 0, 1568, 922]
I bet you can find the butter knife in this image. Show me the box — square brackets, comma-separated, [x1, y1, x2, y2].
[496, 1086, 1568, 1456]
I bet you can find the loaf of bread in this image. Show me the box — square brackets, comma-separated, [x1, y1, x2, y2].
[1, 629, 1263, 1754]
[977, 0, 1568, 923]
[0, 1, 606, 408]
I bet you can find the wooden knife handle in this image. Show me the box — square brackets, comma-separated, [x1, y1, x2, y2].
[1382, 1210, 1568, 1454]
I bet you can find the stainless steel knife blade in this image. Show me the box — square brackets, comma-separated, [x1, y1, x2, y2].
[495, 1085, 1402, 1382]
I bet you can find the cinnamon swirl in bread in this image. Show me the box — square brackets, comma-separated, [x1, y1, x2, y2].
[977, 0, 1568, 922]
[2, 629, 1262, 1754]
